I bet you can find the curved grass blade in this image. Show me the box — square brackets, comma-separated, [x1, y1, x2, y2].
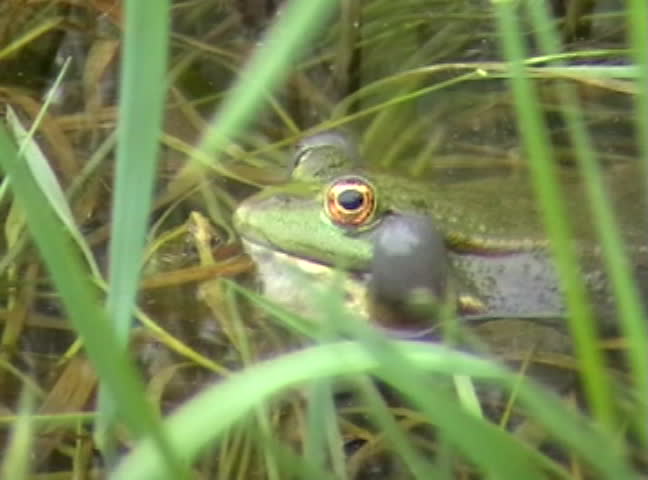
[197, 0, 336, 160]
[112, 339, 637, 480]
[491, 0, 614, 429]
[0, 126, 185, 478]
[4, 105, 101, 279]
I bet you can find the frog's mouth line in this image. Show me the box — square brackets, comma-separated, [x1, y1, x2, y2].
[239, 235, 370, 277]
[241, 231, 368, 277]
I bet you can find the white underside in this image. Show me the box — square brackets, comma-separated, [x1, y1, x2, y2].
[242, 240, 370, 322]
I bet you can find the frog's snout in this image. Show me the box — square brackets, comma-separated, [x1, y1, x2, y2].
[232, 201, 248, 233]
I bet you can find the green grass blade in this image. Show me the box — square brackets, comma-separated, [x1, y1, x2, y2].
[319, 297, 545, 480]
[4, 105, 102, 279]
[108, 0, 170, 341]
[305, 380, 348, 480]
[491, 0, 614, 429]
[0, 393, 34, 480]
[354, 376, 441, 479]
[0, 126, 185, 478]
[112, 340, 636, 480]
[197, 0, 335, 159]
[627, 0, 648, 446]
[97, 0, 171, 458]
[526, 0, 648, 446]
[628, 0, 648, 170]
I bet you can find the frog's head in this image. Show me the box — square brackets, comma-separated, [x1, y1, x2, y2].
[234, 174, 382, 271]
[234, 132, 382, 269]
[233, 134, 451, 326]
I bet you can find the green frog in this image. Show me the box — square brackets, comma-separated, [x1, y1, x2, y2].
[233, 133, 647, 331]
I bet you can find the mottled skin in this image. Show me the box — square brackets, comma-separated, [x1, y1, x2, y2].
[234, 134, 648, 324]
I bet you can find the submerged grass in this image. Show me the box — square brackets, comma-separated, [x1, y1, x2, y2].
[0, 0, 646, 478]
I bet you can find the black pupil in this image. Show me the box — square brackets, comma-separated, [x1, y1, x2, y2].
[338, 189, 364, 211]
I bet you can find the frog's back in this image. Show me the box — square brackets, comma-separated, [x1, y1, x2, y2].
[377, 165, 646, 254]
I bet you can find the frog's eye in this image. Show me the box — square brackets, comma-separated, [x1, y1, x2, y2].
[324, 176, 377, 228]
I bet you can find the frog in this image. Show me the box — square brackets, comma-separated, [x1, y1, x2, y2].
[233, 132, 648, 332]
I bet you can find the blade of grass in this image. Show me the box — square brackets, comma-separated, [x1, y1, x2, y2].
[628, 0, 648, 173]
[0, 392, 34, 480]
[196, 0, 336, 160]
[243, 63, 637, 164]
[0, 16, 64, 61]
[305, 380, 348, 480]
[354, 375, 442, 479]
[111, 338, 637, 480]
[627, 0, 648, 445]
[0, 412, 95, 428]
[491, 0, 614, 429]
[98, 0, 171, 457]
[527, 0, 648, 447]
[5, 105, 101, 279]
[3, 57, 102, 279]
[314, 289, 544, 480]
[0, 126, 185, 478]
[108, 0, 170, 343]
[257, 433, 338, 480]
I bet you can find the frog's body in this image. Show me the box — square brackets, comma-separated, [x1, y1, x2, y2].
[234, 134, 647, 328]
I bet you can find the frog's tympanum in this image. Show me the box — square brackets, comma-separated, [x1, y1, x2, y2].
[234, 132, 647, 332]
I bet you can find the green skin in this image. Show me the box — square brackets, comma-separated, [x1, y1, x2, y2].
[234, 138, 647, 323]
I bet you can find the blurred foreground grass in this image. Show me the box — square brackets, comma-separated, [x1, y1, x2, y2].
[0, 0, 646, 479]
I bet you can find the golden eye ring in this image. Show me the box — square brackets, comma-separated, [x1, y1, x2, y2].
[324, 175, 377, 228]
